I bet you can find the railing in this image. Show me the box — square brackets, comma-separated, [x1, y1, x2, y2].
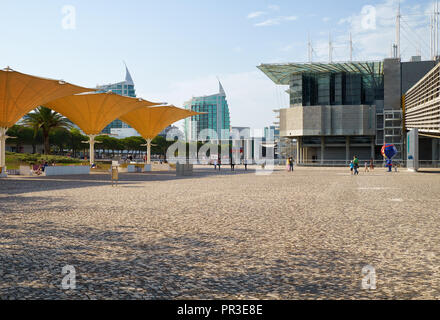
[298, 160, 393, 167]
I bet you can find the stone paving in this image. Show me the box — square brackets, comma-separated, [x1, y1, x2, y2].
[0, 166, 439, 300]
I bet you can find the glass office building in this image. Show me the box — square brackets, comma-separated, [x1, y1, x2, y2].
[288, 71, 384, 107]
[97, 66, 136, 134]
[184, 82, 231, 141]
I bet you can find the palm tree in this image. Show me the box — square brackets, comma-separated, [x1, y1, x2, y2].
[23, 106, 71, 155]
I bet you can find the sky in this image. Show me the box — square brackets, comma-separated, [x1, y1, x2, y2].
[0, 0, 438, 130]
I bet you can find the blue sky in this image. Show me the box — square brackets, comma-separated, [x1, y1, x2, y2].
[0, 0, 437, 130]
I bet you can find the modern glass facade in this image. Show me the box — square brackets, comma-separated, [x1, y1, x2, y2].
[97, 66, 136, 134]
[184, 83, 231, 141]
[289, 72, 384, 107]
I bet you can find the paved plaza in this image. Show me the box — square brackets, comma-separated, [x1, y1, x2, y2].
[0, 167, 439, 300]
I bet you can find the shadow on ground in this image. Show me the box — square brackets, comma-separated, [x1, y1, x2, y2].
[0, 219, 409, 300]
[0, 168, 256, 196]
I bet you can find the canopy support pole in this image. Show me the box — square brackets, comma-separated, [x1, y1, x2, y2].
[89, 134, 98, 166]
[146, 139, 152, 165]
[82, 135, 101, 166]
[0, 127, 8, 177]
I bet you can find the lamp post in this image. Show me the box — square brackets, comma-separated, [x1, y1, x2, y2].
[82, 134, 102, 166]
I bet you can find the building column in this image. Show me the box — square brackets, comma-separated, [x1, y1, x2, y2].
[433, 139, 439, 161]
[321, 136, 325, 165]
[345, 136, 350, 165]
[296, 138, 300, 164]
[371, 137, 375, 161]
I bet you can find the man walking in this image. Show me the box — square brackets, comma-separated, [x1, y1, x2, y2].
[289, 157, 294, 172]
[353, 156, 360, 175]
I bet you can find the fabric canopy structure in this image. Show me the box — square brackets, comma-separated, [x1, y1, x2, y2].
[0, 67, 94, 128]
[43, 92, 161, 165]
[43, 92, 161, 135]
[120, 105, 201, 140]
[120, 105, 202, 165]
[0, 67, 94, 176]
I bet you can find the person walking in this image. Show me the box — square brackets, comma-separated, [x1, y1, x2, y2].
[230, 157, 235, 171]
[286, 158, 290, 172]
[353, 156, 360, 175]
[349, 161, 354, 175]
[364, 161, 369, 173]
[289, 156, 294, 172]
[370, 158, 374, 171]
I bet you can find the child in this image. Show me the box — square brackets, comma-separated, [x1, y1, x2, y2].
[365, 161, 369, 173]
[349, 161, 354, 175]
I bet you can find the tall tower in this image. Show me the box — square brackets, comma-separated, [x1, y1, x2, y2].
[97, 64, 137, 134]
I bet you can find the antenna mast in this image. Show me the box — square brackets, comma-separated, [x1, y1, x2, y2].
[328, 32, 333, 63]
[308, 33, 313, 63]
[349, 32, 353, 61]
[396, 1, 401, 59]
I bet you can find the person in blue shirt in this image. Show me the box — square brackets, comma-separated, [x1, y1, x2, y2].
[349, 161, 354, 175]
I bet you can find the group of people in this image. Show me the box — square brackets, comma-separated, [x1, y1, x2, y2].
[213, 158, 248, 171]
[349, 157, 398, 174]
[349, 156, 376, 175]
[31, 161, 54, 175]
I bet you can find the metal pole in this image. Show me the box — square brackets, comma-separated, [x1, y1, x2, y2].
[349, 32, 353, 62]
[396, 1, 401, 59]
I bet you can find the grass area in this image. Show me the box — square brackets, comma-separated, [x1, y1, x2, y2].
[5, 152, 87, 169]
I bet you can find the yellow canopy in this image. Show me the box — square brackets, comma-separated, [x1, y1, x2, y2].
[44, 92, 161, 135]
[120, 105, 201, 140]
[0, 67, 94, 128]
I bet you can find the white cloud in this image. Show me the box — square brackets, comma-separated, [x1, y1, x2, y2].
[268, 4, 280, 11]
[255, 18, 280, 27]
[254, 15, 298, 27]
[140, 71, 289, 130]
[247, 11, 266, 19]
[322, 17, 331, 23]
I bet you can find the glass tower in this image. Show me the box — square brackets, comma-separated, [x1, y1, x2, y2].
[97, 66, 136, 134]
[184, 82, 231, 141]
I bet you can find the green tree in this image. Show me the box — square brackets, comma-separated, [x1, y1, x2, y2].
[50, 128, 70, 155]
[68, 128, 87, 158]
[23, 106, 72, 155]
[6, 125, 42, 154]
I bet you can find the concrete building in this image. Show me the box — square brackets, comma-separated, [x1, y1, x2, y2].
[97, 65, 137, 134]
[258, 58, 436, 164]
[184, 82, 231, 141]
[404, 62, 440, 164]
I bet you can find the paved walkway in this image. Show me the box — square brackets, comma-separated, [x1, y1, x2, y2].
[0, 167, 439, 299]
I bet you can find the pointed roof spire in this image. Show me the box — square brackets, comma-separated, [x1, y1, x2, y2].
[217, 77, 226, 96]
[123, 61, 134, 85]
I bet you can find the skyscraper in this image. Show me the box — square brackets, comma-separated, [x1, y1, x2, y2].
[97, 65, 136, 134]
[184, 81, 231, 141]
